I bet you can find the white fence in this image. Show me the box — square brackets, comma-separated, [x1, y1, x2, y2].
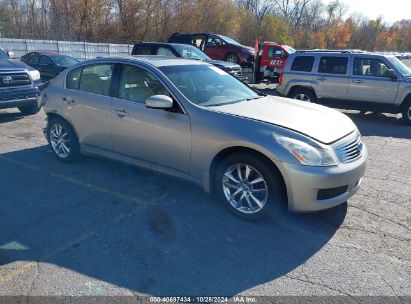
[0, 38, 133, 59]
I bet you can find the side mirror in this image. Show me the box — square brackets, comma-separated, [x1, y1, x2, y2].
[386, 69, 398, 80]
[145, 95, 173, 109]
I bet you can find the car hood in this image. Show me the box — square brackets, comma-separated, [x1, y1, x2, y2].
[208, 96, 356, 144]
[204, 59, 241, 69]
[241, 45, 256, 55]
[0, 59, 31, 71]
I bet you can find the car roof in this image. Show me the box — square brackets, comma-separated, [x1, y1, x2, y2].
[91, 55, 208, 67]
[134, 42, 194, 48]
[172, 32, 213, 36]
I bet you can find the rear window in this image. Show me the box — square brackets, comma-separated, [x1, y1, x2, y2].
[132, 45, 153, 55]
[318, 57, 348, 74]
[291, 56, 314, 72]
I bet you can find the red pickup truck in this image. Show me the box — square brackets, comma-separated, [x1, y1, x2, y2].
[254, 41, 296, 83]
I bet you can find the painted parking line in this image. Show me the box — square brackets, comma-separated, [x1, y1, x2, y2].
[0, 155, 169, 285]
[0, 155, 167, 207]
[0, 209, 140, 285]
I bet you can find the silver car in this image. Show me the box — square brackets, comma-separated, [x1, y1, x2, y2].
[41, 56, 367, 220]
[276, 50, 411, 125]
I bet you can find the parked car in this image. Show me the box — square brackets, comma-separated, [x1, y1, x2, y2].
[1, 48, 15, 59]
[0, 50, 42, 115]
[254, 41, 296, 83]
[168, 32, 255, 67]
[276, 50, 411, 125]
[41, 56, 367, 220]
[21, 52, 79, 81]
[132, 42, 246, 81]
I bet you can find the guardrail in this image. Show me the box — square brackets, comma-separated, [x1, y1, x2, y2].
[0, 38, 133, 59]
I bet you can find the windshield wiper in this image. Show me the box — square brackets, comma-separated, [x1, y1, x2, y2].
[246, 96, 264, 101]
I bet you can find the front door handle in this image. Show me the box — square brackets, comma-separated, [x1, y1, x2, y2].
[352, 80, 364, 84]
[62, 96, 74, 105]
[114, 108, 128, 118]
[317, 77, 326, 81]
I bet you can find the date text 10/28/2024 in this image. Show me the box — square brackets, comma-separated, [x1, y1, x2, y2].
[149, 296, 257, 303]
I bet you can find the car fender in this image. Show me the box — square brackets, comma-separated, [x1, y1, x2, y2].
[284, 78, 319, 97]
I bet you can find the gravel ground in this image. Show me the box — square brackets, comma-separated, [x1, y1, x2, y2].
[0, 87, 410, 301]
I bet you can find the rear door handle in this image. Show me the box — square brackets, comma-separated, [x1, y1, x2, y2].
[352, 80, 364, 84]
[62, 96, 74, 105]
[317, 77, 326, 81]
[114, 108, 128, 118]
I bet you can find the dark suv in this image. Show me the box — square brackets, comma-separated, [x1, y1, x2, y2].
[168, 32, 255, 67]
[132, 42, 246, 81]
[0, 50, 43, 115]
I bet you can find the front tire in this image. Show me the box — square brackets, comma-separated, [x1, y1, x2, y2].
[290, 88, 316, 103]
[401, 99, 411, 125]
[215, 153, 285, 221]
[47, 117, 80, 162]
[225, 52, 240, 64]
[18, 103, 40, 115]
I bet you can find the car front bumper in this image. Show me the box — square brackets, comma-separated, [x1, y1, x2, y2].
[276, 147, 367, 212]
[0, 86, 41, 109]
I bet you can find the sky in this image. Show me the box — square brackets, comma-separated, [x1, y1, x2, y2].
[321, 0, 411, 24]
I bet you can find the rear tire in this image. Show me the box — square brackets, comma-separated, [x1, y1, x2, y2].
[214, 153, 285, 221]
[47, 117, 80, 162]
[401, 99, 411, 125]
[290, 88, 316, 103]
[18, 103, 40, 115]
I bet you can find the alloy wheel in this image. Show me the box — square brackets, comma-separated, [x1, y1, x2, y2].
[226, 54, 239, 64]
[293, 93, 311, 102]
[50, 123, 70, 158]
[222, 163, 268, 214]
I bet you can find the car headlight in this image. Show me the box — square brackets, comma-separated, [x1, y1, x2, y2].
[28, 70, 40, 81]
[273, 133, 338, 166]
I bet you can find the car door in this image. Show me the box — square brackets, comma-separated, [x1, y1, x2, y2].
[110, 63, 191, 174]
[23, 53, 40, 69]
[348, 57, 399, 104]
[38, 55, 56, 80]
[314, 56, 349, 100]
[264, 46, 287, 72]
[64, 63, 115, 151]
[204, 35, 225, 60]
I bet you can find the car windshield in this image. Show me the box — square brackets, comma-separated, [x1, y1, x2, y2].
[50, 55, 79, 67]
[283, 45, 296, 54]
[0, 50, 8, 59]
[387, 56, 411, 76]
[160, 64, 260, 106]
[173, 44, 210, 61]
[218, 35, 241, 46]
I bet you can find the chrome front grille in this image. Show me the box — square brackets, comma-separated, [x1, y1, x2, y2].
[226, 68, 242, 77]
[0, 73, 31, 88]
[334, 132, 364, 163]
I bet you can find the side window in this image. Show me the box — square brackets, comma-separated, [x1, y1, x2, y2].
[118, 64, 170, 104]
[318, 57, 348, 74]
[133, 45, 153, 55]
[66, 67, 82, 90]
[156, 47, 176, 57]
[26, 54, 39, 64]
[79, 64, 114, 96]
[268, 47, 285, 58]
[207, 35, 224, 47]
[291, 56, 315, 72]
[39, 55, 53, 65]
[353, 58, 391, 77]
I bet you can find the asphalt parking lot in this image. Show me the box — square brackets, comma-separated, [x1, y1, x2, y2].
[0, 87, 410, 299]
